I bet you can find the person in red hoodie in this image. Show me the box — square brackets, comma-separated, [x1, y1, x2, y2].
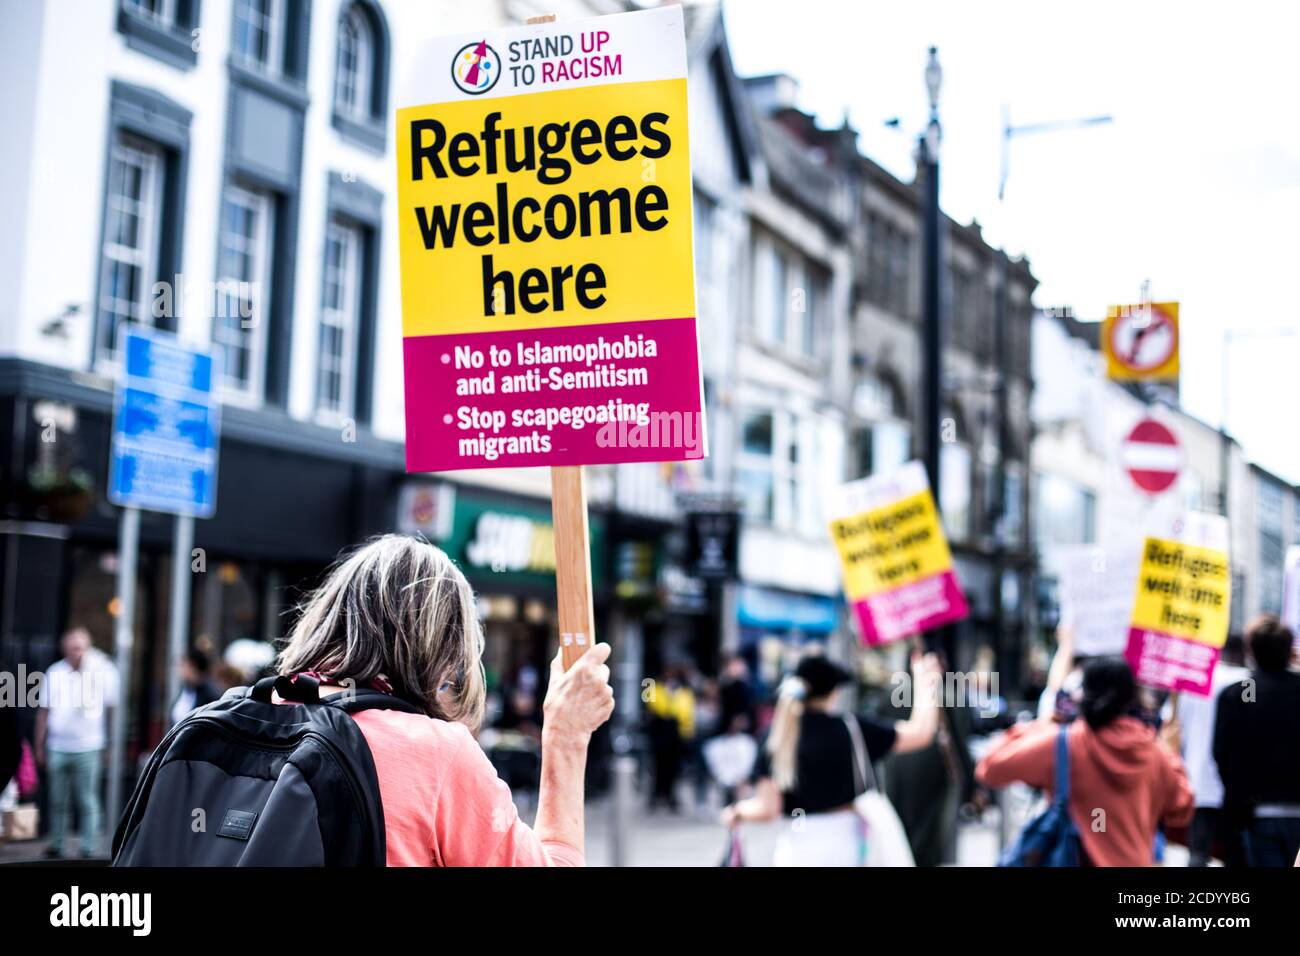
[977, 657, 1194, 866]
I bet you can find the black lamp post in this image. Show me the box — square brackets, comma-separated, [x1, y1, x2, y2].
[920, 47, 943, 501]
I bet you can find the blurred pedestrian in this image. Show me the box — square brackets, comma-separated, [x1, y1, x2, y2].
[977, 657, 1194, 866]
[718, 653, 757, 736]
[34, 627, 119, 859]
[170, 646, 220, 727]
[721, 651, 940, 866]
[213, 662, 246, 694]
[1213, 613, 1300, 867]
[1167, 634, 1249, 866]
[646, 666, 695, 812]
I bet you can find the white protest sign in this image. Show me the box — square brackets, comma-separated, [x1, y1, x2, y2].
[1056, 544, 1140, 656]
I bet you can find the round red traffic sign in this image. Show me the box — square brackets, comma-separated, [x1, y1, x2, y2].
[1122, 418, 1181, 494]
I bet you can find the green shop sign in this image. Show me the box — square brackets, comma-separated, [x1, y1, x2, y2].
[439, 490, 606, 593]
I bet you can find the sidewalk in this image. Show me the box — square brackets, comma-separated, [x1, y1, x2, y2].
[577, 794, 1002, 867]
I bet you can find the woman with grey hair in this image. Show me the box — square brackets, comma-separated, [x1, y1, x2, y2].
[277, 534, 614, 865]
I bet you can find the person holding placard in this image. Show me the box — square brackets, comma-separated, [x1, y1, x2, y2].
[720, 652, 941, 866]
[276, 536, 615, 866]
[978, 658, 1194, 866]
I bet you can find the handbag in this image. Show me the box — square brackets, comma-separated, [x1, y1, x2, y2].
[844, 716, 916, 867]
[998, 726, 1081, 866]
[15, 740, 38, 800]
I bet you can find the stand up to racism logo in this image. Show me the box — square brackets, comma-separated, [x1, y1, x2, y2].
[452, 40, 501, 95]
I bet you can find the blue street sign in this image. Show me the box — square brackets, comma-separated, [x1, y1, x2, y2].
[109, 328, 221, 517]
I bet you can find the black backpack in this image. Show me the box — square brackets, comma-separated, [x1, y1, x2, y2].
[112, 673, 420, 866]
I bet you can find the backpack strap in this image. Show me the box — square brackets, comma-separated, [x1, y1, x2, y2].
[249, 674, 320, 704]
[325, 689, 423, 716]
[248, 675, 422, 716]
[1053, 725, 1071, 806]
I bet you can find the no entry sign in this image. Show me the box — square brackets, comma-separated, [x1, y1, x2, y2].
[1122, 418, 1181, 494]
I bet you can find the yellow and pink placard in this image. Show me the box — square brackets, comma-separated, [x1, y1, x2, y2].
[830, 462, 969, 646]
[395, 7, 704, 472]
[1124, 512, 1231, 697]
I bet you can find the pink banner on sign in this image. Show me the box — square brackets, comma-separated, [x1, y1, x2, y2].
[852, 570, 968, 646]
[1124, 627, 1221, 697]
[403, 316, 704, 472]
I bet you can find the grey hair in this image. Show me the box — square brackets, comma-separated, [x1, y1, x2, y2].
[277, 534, 486, 731]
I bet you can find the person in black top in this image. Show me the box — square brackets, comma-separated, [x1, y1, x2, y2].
[717, 654, 757, 737]
[1213, 613, 1300, 867]
[721, 651, 940, 865]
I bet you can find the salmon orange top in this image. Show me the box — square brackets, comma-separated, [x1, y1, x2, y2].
[351, 709, 583, 867]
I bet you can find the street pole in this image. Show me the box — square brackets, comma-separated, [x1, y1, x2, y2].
[166, 513, 195, 728]
[106, 504, 140, 855]
[921, 48, 943, 514]
[992, 249, 1011, 690]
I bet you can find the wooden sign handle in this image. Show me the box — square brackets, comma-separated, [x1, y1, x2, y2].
[551, 465, 596, 670]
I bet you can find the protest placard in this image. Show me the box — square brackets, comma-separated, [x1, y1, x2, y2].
[395, 6, 703, 474]
[1054, 544, 1139, 656]
[395, 8, 701, 668]
[1124, 512, 1231, 696]
[830, 461, 969, 646]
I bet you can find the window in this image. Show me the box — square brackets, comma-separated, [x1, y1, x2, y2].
[317, 221, 363, 419]
[940, 442, 972, 542]
[951, 267, 972, 350]
[96, 136, 165, 364]
[124, 0, 176, 25]
[693, 193, 714, 286]
[332, 2, 390, 149]
[334, 6, 373, 120]
[866, 213, 913, 315]
[1001, 466, 1025, 546]
[118, 0, 199, 68]
[232, 0, 282, 74]
[1034, 474, 1096, 550]
[758, 243, 788, 345]
[737, 411, 775, 522]
[1260, 479, 1286, 613]
[215, 185, 273, 401]
[851, 372, 910, 478]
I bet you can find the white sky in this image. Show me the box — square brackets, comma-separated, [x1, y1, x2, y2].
[721, 0, 1300, 483]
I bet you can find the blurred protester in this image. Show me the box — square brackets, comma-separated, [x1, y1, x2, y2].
[978, 657, 1194, 866]
[718, 654, 757, 736]
[1167, 634, 1249, 866]
[691, 675, 721, 806]
[721, 652, 941, 866]
[34, 627, 119, 859]
[1214, 614, 1300, 868]
[496, 666, 543, 739]
[1037, 625, 1086, 723]
[272, 535, 613, 865]
[213, 662, 246, 694]
[646, 666, 695, 812]
[170, 647, 221, 727]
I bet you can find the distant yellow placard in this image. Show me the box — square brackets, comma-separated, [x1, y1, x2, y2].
[1129, 536, 1230, 646]
[396, 79, 695, 337]
[830, 489, 954, 599]
[1103, 301, 1180, 382]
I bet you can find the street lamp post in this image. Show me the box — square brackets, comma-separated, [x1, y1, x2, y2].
[920, 47, 943, 507]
